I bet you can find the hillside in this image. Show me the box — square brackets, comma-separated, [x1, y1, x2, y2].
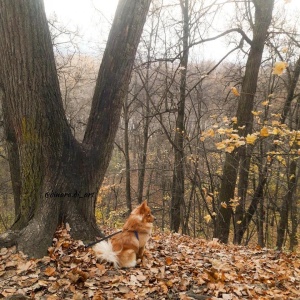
[0, 227, 299, 299]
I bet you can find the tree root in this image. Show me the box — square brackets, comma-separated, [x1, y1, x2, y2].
[0, 230, 20, 248]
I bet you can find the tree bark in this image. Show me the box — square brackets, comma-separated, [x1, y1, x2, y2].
[170, 0, 189, 232]
[0, 0, 151, 257]
[123, 94, 133, 212]
[137, 69, 151, 204]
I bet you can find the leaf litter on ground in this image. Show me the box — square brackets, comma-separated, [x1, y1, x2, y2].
[0, 226, 299, 300]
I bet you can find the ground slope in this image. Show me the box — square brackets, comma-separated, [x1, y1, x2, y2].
[0, 227, 299, 299]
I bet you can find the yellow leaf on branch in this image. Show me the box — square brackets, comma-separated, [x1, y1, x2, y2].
[262, 100, 269, 106]
[207, 129, 215, 137]
[225, 145, 235, 153]
[204, 215, 212, 223]
[217, 128, 226, 134]
[215, 142, 226, 150]
[221, 202, 227, 208]
[272, 61, 288, 76]
[231, 87, 240, 96]
[231, 116, 237, 124]
[260, 127, 269, 137]
[246, 134, 257, 145]
[251, 111, 262, 116]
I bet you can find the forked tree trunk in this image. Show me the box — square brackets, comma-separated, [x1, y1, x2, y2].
[0, 0, 151, 257]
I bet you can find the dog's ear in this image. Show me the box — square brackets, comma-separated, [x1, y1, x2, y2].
[133, 200, 148, 214]
[138, 200, 147, 213]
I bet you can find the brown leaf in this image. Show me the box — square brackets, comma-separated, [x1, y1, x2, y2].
[165, 257, 173, 265]
[44, 267, 56, 277]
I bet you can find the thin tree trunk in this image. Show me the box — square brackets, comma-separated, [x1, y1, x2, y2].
[216, 0, 274, 243]
[289, 97, 300, 251]
[123, 94, 132, 212]
[137, 88, 150, 204]
[277, 154, 298, 249]
[171, 0, 189, 232]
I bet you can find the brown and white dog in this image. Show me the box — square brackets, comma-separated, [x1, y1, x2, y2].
[93, 201, 155, 268]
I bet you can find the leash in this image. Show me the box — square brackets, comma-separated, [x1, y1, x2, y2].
[85, 230, 123, 248]
[85, 229, 139, 248]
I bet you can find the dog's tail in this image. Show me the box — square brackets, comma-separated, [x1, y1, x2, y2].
[92, 241, 119, 267]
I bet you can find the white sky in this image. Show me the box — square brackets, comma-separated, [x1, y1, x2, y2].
[44, 0, 118, 54]
[43, 0, 300, 60]
[44, 0, 118, 25]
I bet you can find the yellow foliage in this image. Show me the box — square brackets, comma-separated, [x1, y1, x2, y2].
[215, 142, 226, 150]
[262, 100, 269, 106]
[225, 145, 235, 153]
[272, 120, 280, 127]
[272, 61, 288, 75]
[246, 134, 257, 145]
[217, 128, 226, 134]
[207, 129, 215, 137]
[201, 128, 215, 141]
[221, 202, 227, 209]
[251, 111, 262, 116]
[236, 140, 246, 147]
[206, 195, 213, 202]
[231, 117, 237, 124]
[204, 215, 212, 223]
[277, 155, 286, 166]
[260, 127, 269, 137]
[231, 87, 240, 96]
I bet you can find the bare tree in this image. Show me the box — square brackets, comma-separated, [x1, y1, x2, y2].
[215, 0, 274, 244]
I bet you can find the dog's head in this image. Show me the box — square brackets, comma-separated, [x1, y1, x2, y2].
[132, 200, 155, 223]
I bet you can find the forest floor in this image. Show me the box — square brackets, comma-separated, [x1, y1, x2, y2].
[0, 227, 299, 300]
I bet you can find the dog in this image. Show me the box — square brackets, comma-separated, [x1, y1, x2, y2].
[93, 200, 155, 268]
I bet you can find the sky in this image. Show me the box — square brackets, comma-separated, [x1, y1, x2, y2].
[43, 0, 300, 60]
[44, 0, 118, 25]
[44, 0, 118, 55]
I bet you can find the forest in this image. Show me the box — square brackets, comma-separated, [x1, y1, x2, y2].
[0, 0, 300, 298]
[42, 0, 300, 250]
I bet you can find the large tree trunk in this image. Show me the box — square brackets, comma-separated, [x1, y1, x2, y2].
[0, 0, 151, 257]
[215, 0, 274, 243]
[170, 0, 189, 232]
